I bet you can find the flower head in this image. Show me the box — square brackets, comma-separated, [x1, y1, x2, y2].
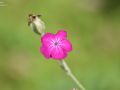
[40, 30, 72, 60]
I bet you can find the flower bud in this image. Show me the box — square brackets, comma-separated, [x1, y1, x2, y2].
[28, 14, 45, 36]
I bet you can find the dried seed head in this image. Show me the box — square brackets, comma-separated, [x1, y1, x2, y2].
[28, 14, 45, 36]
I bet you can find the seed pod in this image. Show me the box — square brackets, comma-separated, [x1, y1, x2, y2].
[28, 14, 45, 36]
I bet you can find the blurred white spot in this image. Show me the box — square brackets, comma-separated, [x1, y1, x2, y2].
[0, 1, 7, 6]
[73, 88, 77, 90]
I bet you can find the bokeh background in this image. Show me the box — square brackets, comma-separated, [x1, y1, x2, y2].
[0, 0, 120, 90]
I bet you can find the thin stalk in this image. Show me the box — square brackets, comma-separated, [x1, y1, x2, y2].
[58, 60, 86, 90]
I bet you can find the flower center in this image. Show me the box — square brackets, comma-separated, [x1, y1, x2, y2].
[54, 42, 58, 46]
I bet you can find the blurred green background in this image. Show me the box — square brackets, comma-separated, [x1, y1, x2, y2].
[0, 0, 120, 90]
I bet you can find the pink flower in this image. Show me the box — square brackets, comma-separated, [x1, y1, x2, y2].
[40, 30, 72, 60]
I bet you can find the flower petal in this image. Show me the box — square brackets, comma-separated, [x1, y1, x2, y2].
[40, 46, 50, 59]
[60, 39, 72, 52]
[41, 33, 54, 47]
[56, 30, 67, 39]
[48, 46, 67, 60]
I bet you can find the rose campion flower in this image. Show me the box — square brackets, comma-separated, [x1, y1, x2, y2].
[40, 30, 72, 60]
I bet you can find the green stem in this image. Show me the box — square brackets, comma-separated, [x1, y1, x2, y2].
[58, 60, 86, 90]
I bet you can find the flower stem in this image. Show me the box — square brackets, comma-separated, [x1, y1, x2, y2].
[58, 60, 86, 90]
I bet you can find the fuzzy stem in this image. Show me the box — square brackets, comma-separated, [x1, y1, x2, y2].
[58, 60, 86, 90]
[41, 32, 45, 37]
